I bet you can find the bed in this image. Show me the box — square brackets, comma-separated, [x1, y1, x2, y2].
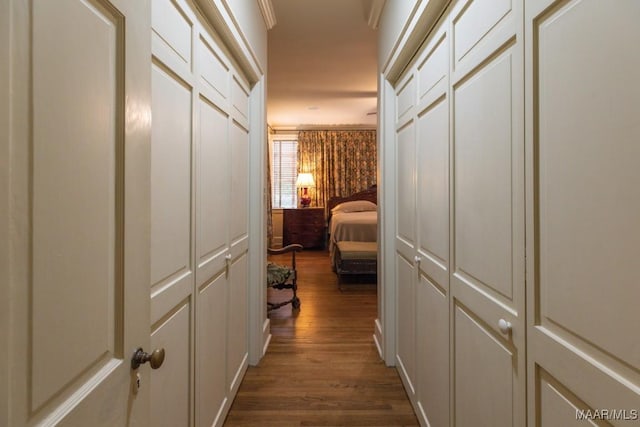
[327, 185, 378, 270]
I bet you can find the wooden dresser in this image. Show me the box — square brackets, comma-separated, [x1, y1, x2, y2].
[282, 207, 325, 249]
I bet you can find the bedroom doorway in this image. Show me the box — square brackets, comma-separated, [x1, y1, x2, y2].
[267, 130, 379, 294]
[263, 0, 383, 382]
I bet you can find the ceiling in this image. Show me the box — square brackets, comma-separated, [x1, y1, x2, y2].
[266, 0, 380, 129]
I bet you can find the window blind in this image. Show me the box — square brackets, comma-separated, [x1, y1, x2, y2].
[271, 140, 298, 208]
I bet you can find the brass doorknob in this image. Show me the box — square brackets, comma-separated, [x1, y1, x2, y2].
[131, 347, 165, 370]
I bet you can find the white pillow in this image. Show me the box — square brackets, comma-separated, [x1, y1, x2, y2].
[331, 200, 376, 214]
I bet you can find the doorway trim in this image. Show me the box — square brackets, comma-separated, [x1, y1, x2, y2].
[0, 1, 11, 423]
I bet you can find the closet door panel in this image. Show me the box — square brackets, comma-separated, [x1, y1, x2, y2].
[414, 19, 451, 427]
[196, 97, 229, 286]
[396, 254, 416, 396]
[536, 0, 639, 372]
[451, 4, 525, 422]
[395, 71, 418, 402]
[395, 120, 416, 258]
[152, 0, 191, 63]
[149, 3, 198, 425]
[31, 0, 120, 407]
[416, 97, 449, 289]
[149, 2, 251, 426]
[417, 31, 448, 107]
[416, 274, 449, 427]
[11, 2, 152, 422]
[527, 0, 640, 422]
[150, 60, 194, 425]
[453, 50, 513, 299]
[150, 65, 192, 284]
[198, 34, 229, 108]
[396, 75, 415, 125]
[454, 304, 513, 427]
[227, 253, 249, 394]
[150, 63, 194, 324]
[230, 121, 249, 251]
[150, 302, 191, 427]
[451, 55, 524, 421]
[151, 0, 194, 84]
[196, 273, 228, 427]
[451, 0, 516, 81]
[231, 76, 250, 127]
[538, 369, 602, 427]
[416, 21, 449, 290]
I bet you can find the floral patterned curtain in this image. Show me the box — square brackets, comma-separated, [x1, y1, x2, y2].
[297, 130, 377, 210]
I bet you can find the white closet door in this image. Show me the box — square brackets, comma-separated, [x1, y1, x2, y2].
[226, 97, 251, 397]
[449, 0, 526, 425]
[6, 0, 151, 424]
[526, 0, 640, 424]
[150, 1, 251, 425]
[149, 1, 196, 423]
[394, 71, 418, 396]
[414, 18, 450, 427]
[150, 0, 234, 425]
[194, 62, 230, 427]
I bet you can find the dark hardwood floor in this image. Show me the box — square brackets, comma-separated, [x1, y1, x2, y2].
[224, 249, 419, 426]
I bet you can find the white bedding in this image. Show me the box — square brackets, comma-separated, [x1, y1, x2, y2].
[329, 210, 377, 266]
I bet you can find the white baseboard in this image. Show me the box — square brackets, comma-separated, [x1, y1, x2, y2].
[262, 318, 271, 356]
[373, 318, 384, 360]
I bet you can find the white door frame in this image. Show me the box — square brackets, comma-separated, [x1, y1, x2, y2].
[247, 76, 269, 364]
[0, 1, 11, 424]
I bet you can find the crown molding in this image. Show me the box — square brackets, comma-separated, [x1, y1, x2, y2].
[271, 124, 377, 132]
[258, 0, 277, 30]
[368, 0, 386, 30]
[381, 0, 448, 83]
[194, 0, 263, 83]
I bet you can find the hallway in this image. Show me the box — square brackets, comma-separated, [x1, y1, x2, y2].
[224, 250, 418, 426]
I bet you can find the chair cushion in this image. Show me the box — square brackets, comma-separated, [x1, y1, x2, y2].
[267, 262, 292, 287]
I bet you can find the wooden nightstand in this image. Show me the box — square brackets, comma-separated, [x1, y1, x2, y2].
[282, 207, 325, 249]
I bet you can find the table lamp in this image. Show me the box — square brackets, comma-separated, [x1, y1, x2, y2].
[296, 173, 315, 208]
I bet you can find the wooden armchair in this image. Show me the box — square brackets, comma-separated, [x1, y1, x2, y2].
[266, 244, 303, 311]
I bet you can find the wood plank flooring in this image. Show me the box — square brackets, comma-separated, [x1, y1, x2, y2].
[224, 249, 418, 426]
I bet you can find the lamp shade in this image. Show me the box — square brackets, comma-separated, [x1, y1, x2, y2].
[295, 173, 315, 188]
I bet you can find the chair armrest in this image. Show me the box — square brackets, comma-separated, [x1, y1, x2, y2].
[267, 244, 303, 255]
